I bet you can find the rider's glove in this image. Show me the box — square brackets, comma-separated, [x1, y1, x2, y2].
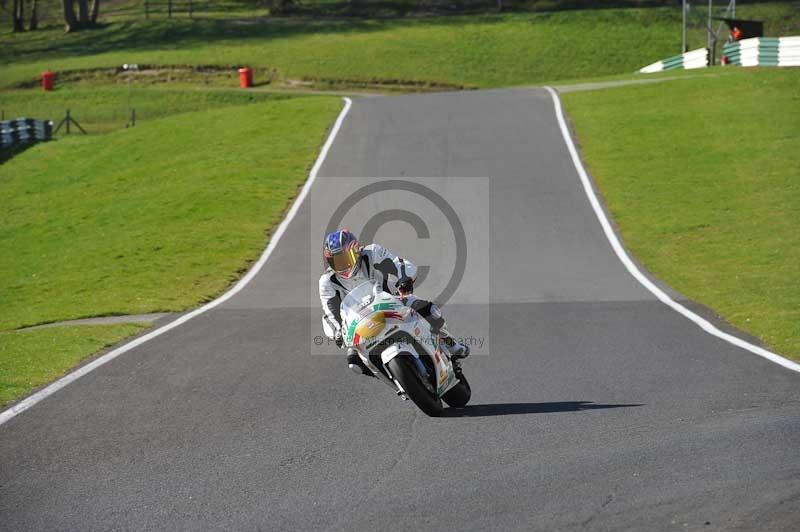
[335, 329, 344, 348]
[396, 276, 414, 295]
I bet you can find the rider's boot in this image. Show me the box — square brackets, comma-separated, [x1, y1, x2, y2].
[347, 348, 374, 377]
[407, 298, 469, 359]
[451, 358, 464, 380]
[436, 325, 470, 360]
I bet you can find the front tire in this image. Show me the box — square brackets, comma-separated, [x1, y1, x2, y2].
[386, 354, 443, 417]
[442, 372, 471, 408]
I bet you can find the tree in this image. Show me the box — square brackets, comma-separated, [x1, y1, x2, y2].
[90, 0, 99, 24]
[62, 0, 99, 32]
[77, 0, 88, 24]
[29, 0, 38, 30]
[62, 0, 79, 31]
[12, 0, 24, 32]
[5, 0, 40, 32]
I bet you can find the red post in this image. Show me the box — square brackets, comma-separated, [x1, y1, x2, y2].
[42, 71, 55, 91]
[238, 67, 253, 88]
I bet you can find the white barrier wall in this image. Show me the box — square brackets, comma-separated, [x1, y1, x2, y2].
[639, 48, 709, 74]
[723, 37, 800, 67]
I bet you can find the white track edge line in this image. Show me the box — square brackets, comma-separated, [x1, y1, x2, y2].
[544, 86, 800, 374]
[0, 97, 354, 426]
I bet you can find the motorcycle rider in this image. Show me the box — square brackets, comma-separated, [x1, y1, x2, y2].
[319, 229, 469, 376]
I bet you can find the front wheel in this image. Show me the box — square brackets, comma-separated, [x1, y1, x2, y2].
[386, 354, 443, 417]
[442, 371, 471, 408]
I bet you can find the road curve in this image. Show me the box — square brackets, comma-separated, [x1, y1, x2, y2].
[1, 89, 798, 531]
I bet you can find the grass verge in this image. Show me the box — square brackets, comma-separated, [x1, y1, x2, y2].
[0, 324, 148, 405]
[562, 67, 800, 361]
[1, 96, 340, 330]
[0, 96, 341, 405]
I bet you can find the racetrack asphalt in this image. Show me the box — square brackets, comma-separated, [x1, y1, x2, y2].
[1, 89, 798, 531]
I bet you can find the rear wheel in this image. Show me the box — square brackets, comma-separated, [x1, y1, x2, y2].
[386, 354, 443, 417]
[442, 371, 471, 408]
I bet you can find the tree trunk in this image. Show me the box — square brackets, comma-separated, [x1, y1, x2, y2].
[77, 0, 88, 25]
[62, 0, 79, 32]
[496, 0, 503, 12]
[89, 0, 99, 24]
[29, 0, 38, 30]
[12, 0, 24, 32]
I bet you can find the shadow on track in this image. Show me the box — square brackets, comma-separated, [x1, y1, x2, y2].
[443, 401, 643, 417]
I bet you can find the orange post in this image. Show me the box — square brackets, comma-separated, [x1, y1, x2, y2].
[238, 67, 253, 88]
[42, 71, 55, 91]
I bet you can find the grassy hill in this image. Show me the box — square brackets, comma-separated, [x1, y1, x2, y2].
[1, 3, 797, 91]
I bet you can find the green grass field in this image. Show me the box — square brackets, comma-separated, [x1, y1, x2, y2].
[0, 96, 341, 404]
[0, 87, 292, 134]
[563, 67, 800, 360]
[2, 3, 797, 91]
[1, 96, 340, 330]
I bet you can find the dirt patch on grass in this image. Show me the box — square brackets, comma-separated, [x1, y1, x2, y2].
[9, 65, 470, 93]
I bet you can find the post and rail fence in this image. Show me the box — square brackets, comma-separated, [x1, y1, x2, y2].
[144, 0, 201, 19]
[53, 110, 87, 135]
[3, 0, 265, 25]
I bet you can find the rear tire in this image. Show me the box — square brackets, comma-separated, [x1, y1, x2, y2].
[386, 354, 443, 417]
[442, 372, 471, 408]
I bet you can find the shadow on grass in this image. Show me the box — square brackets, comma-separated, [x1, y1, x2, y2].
[0, 142, 41, 165]
[443, 401, 643, 417]
[279, 0, 685, 19]
[1, 18, 401, 66]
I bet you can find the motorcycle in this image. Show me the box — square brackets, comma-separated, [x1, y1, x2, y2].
[325, 281, 471, 417]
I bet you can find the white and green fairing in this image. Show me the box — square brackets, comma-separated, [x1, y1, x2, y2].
[341, 282, 459, 397]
